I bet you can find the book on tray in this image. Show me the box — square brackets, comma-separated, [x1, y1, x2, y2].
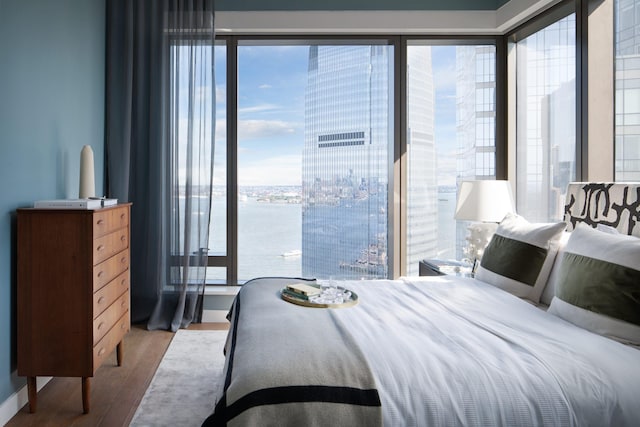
[284, 283, 321, 300]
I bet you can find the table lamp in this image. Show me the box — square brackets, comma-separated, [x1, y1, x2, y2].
[454, 180, 515, 270]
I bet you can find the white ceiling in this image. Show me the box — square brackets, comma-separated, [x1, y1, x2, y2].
[215, 0, 562, 35]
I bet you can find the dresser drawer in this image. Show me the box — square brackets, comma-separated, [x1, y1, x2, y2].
[93, 249, 129, 292]
[93, 228, 129, 265]
[93, 312, 129, 372]
[93, 271, 129, 319]
[93, 206, 129, 238]
[93, 291, 129, 346]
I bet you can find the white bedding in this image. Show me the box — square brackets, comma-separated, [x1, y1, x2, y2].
[328, 276, 640, 426]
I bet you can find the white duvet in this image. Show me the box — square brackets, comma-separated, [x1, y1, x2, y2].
[329, 276, 640, 427]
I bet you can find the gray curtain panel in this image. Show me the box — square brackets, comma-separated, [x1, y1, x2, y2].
[105, 0, 215, 331]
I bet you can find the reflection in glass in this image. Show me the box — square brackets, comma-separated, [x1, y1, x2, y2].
[515, 14, 576, 222]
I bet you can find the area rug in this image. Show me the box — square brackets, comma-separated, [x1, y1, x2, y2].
[130, 330, 227, 426]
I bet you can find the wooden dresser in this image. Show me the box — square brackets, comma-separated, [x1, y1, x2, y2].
[17, 203, 131, 414]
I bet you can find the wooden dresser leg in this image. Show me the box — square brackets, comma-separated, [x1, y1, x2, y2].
[116, 340, 124, 366]
[27, 376, 37, 413]
[82, 377, 90, 414]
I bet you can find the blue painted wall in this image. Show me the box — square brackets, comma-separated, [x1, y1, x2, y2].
[215, 0, 511, 11]
[0, 0, 106, 405]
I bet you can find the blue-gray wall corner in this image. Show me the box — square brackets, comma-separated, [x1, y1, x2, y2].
[0, 0, 106, 408]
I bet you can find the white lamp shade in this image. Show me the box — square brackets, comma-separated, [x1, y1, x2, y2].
[454, 180, 515, 222]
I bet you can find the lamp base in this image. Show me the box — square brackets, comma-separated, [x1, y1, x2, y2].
[463, 222, 498, 267]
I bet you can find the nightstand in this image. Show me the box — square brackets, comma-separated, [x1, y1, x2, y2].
[419, 259, 474, 277]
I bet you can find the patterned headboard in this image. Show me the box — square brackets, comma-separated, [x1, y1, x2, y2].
[564, 182, 640, 237]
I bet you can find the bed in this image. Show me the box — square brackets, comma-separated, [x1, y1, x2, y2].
[203, 182, 640, 427]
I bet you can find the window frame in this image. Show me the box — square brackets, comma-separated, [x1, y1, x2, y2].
[205, 33, 524, 285]
[505, 0, 583, 222]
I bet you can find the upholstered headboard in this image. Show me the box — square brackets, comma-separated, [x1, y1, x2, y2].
[564, 182, 640, 237]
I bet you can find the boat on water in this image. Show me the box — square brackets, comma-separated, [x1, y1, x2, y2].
[281, 249, 302, 257]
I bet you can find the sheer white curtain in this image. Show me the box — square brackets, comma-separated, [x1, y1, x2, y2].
[106, 0, 215, 331]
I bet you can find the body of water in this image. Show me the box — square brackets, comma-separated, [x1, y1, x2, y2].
[208, 197, 302, 281]
[208, 189, 459, 282]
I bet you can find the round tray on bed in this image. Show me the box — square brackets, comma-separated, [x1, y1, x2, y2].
[280, 288, 359, 308]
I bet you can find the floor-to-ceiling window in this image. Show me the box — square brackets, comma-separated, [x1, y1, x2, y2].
[235, 44, 307, 281]
[615, 0, 640, 180]
[512, 11, 577, 222]
[207, 42, 228, 283]
[212, 40, 396, 283]
[207, 36, 505, 285]
[405, 42, 497, 275]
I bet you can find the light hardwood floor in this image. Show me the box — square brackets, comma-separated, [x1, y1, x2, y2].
[7, 323, 228, 427]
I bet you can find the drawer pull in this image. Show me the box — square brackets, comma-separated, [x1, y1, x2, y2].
[121, 300, 126, 307]
[121, 278, 126, 286]
[97, 271, 104, 278]
[120, 235, 126, 242]
[121, 322, 126, 330]
[97, 321, 105, 331]
[97, 245, 105, 252]
[121, 257, 126, 264]
[97, 219, 105, 225]
[98, 347, 106, 356]
[121, 213, 125, 220]
[97, 296, 105, 305]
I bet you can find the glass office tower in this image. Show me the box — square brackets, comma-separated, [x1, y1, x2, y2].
[515, 15, 576, 222]
[455, 45, 498, 260]
[302, 45, 393, 279]
[302, 45, 434, 279]
[406, 47, 437, 276]
[615, 0, 640, 181]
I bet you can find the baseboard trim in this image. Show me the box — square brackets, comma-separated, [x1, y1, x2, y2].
[202, 309, 230, 323]
[0, 376, 51, 425]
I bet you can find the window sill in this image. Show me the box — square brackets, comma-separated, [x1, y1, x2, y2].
[204, 285, 240, 296]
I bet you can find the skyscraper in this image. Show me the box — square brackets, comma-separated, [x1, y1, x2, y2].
[515, 15, 576, 222]
[302, 45, 435, 279]
[455, 45, 498, 260]
[406, 47, 437, 276]
[615, 0, 640, 181]
[302, 45, 390, 279]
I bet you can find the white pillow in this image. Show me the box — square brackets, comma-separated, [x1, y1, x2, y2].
[547, 223, 640, 345]
[539, 231, 570, 306]
[596, 223, 620, 234]
[475, 213, 566, 303]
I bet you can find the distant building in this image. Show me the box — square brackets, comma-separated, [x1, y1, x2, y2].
[455, 45, 498, 259]
[301, 44, 502, 277]
[514, 16, 576, 222]
[615, 0, 640, 181]
[406, 47, 437, 276]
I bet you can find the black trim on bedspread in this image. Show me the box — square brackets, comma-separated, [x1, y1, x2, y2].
[202, 277, 381, 426]
[206, 385, 381, 426]
[223, 294, 241, 391]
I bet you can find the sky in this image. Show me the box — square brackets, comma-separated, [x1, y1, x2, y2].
[212, 43, 464, 187]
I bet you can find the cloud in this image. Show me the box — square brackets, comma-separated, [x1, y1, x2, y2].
[238, 104, 279, 114]
[215, 118, 226, 139]
[216, 85, 226, 104]
[238, 119, 297, 139]
[435, 152, 457, 186]
[259, 84, 272, 89]
[213, 164, 226, 185]
[214, 117, 303, 143]
[238, 154, 302, 186]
